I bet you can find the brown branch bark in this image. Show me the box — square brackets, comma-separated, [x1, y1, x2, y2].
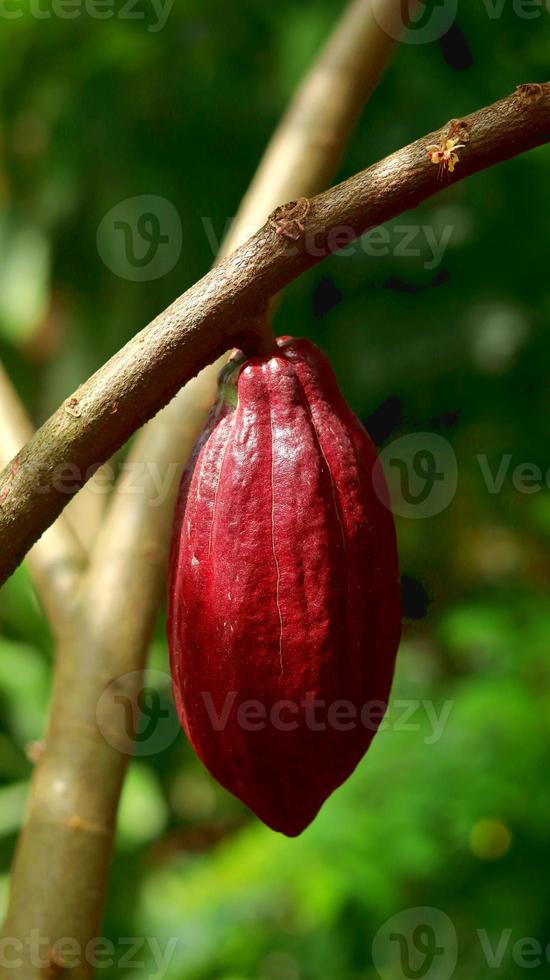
[0, 82, 547, 588]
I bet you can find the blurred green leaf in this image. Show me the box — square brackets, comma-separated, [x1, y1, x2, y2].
[116, 761, 168, 849]
[0, 213, 50, 344]
[0, 782, 28, 837]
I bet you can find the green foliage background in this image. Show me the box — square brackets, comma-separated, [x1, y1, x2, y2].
[0, 2, 549, 977]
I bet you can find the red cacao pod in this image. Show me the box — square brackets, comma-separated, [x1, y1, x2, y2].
[167, 337, 401, 836]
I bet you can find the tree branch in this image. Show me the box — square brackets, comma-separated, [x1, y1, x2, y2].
[0, 362, 85, 632]
[0, 82, 547, 586]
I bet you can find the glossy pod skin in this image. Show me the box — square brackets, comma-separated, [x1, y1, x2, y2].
[167, 337, 401, 836]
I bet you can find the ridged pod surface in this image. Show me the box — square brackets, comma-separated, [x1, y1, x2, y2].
[167, 337, 401, 836]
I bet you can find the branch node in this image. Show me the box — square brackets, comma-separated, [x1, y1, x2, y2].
[64, 396, 82, 419]
[65, 813, 109, 836]
[27, 740, 46, 764]
[268, 198, 311, 240]
[515, 82, 545, 102]
[42, 947, 70, 977]
[447, 118, 471, 143]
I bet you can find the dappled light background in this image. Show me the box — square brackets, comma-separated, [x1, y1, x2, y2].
[0, 2, 549, 977]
